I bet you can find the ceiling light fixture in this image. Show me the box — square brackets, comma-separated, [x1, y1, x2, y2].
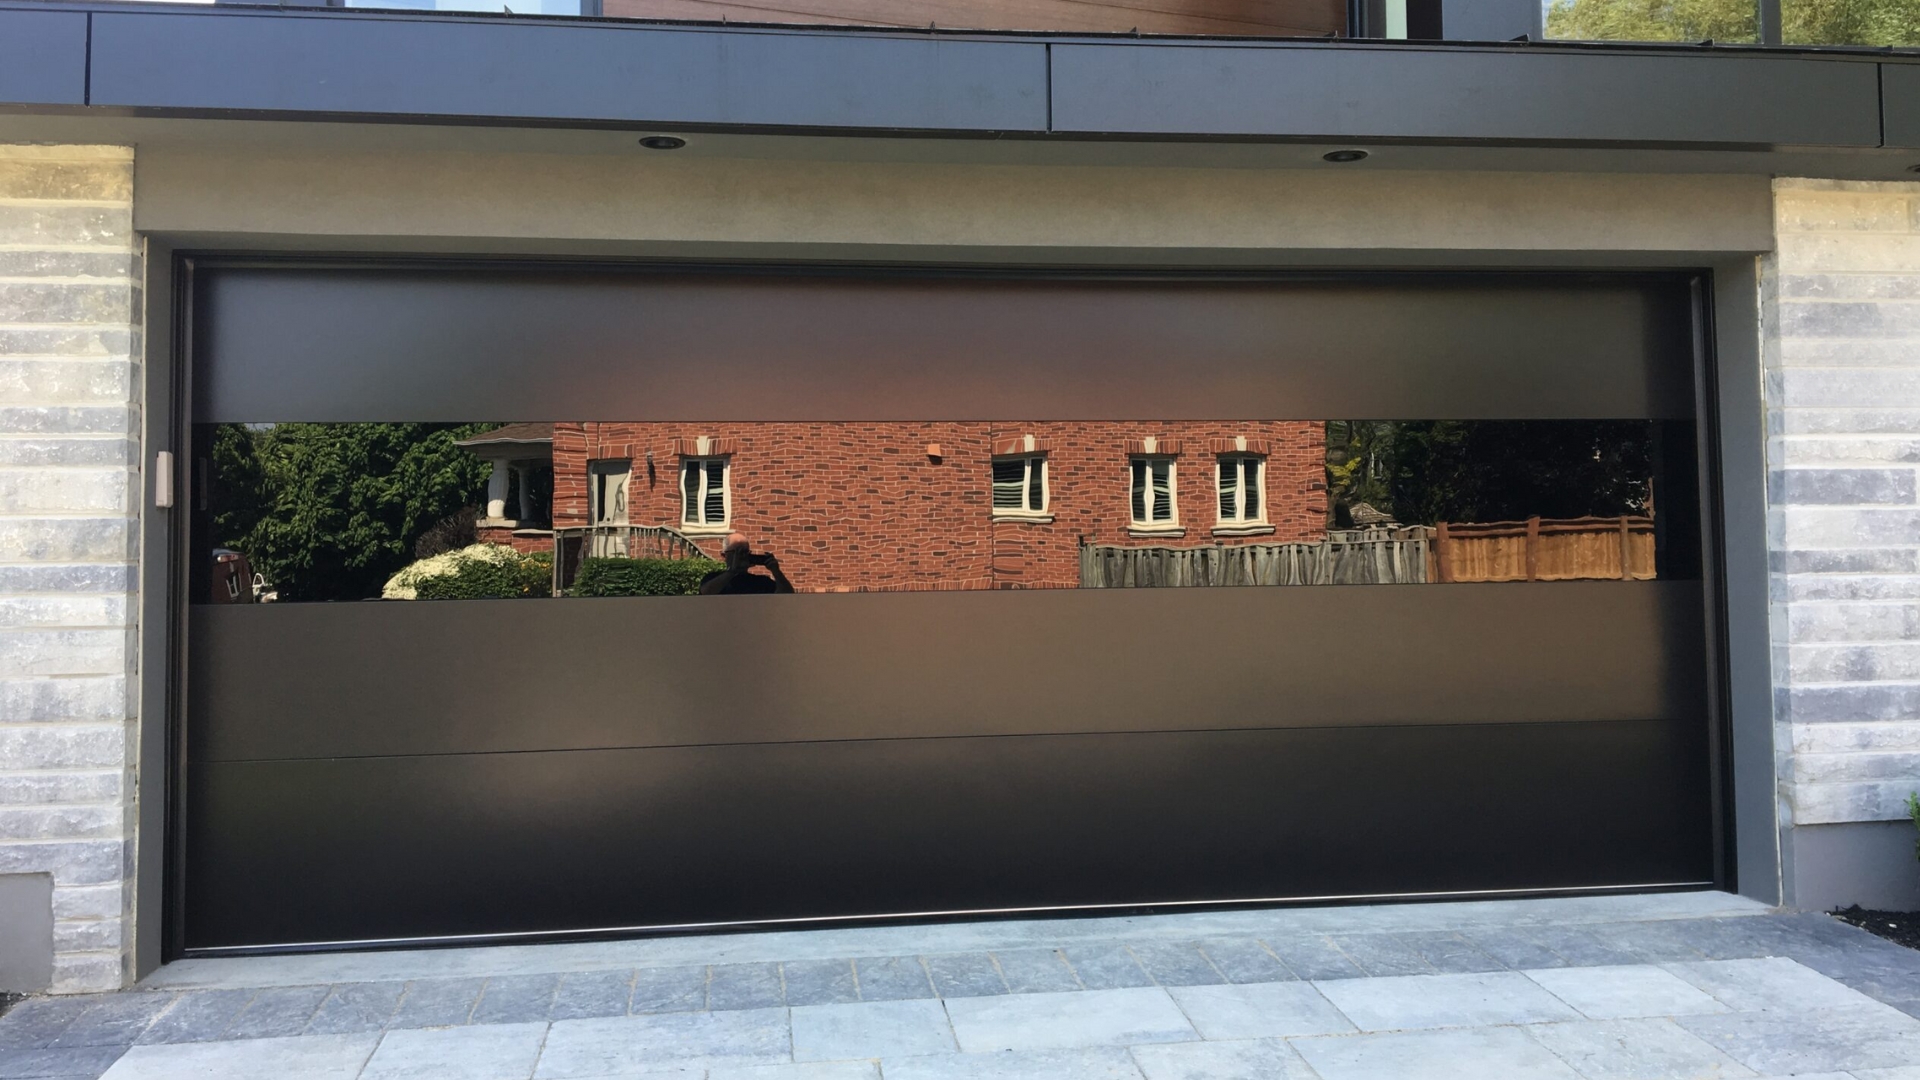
[639, 136, 688, 150]
[1323, 149, 1370, 163]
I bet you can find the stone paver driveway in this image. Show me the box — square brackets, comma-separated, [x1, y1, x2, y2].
[8, 892, 1920, 1078]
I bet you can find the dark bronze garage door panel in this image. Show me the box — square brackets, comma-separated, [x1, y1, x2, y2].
[177, 264, 1720, 952]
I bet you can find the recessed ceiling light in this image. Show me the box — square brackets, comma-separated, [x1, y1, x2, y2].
[639, 136, 688, 150]
[1323, 149, 1370, 163]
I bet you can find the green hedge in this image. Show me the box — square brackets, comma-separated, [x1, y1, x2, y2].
[572, 556, 723, 597]
[414, 550, 552, 600]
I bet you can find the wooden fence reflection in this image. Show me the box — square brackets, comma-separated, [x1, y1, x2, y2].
[1080, 516, 1656, 587]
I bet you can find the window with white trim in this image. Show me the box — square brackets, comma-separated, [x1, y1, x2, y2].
[991, 455, 1048, 517]
[588, 460, 630, 527]
[1130, 457, 1177, 528]
[1217, 455, 1265, 525]
[681, 457, 729, 529]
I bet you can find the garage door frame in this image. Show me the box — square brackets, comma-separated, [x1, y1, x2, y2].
[143, 253, 1768, 963]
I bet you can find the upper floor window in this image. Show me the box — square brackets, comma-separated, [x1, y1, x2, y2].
[1217, 455, 1266, 528]
[681, 457, 729, 531]
[1130, 457, 1177, 531]
[992, 455, 1048, 520]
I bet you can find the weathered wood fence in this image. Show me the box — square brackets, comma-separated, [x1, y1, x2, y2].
[1081, 516, 1657, 588]
[1080, 528, 1432, 588]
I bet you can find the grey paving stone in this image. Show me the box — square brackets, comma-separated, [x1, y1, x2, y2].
[1129, 1038, 1319, 1080]
[708, 1063, 880, 1080]
[1327, 934, 1433, 978]
[924, 954, 1008, 999]
[1526, 1017, 1758, 1080]
[0, 996, 92, 1050]
[548, 970, 632, 1021]
[471, 974, 560, 1026]
[709, 963, 785, 1012]
[1664, 916, 1805, 961]
[49, 994, 174, 1048]
[96, 1032, 380, 1079]
[1679, 1004, 1920, 1075]
[1265, 936, 1366, 981]
[1460, 928, 1568, 971]
[1400, 931, 1505, 975]
[534, 1007, 791, 1078]
[1523, 964, 1729, 1020]
[1520, 925, 1647, 968]
[388, 978, 486, 1030]
[882, 1046, 1144, 1080]
[137, 989, 259, 1044]
[628, 965, 707, 1014]
[854, 956, 934, 1002]
[301, 983, 403, 1036]
[1313, 971, 1581, 1031]
[944, 987, 1194, 1053]
[1669, 956, 1883, 1012]
[791, 999, 956, 1061]
[1061, 945, 1152, 991]
[0, 1043, 127, 1078]
[1590, 921, 1712, 964]
[782, 959, 859, 1007]
[1164, 982, 1354, 1040]
[1125, 942, 1224, 988]
[1292, 1025, 1585, 1080]
[991, 949, 1081, 995]
[360, 1020, 547, 1080]
[1193, 939, 1294, 984]
[1859, 1067, 1920, 1079]
[222, 985, 330, 1041]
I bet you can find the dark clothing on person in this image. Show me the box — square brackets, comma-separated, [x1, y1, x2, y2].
[699, 567, 788, 595]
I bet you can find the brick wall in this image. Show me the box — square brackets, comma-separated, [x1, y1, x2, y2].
[0, 146, 141, 992]
[552, 421, 1328, 591]
[1769, 179, 1920, 834]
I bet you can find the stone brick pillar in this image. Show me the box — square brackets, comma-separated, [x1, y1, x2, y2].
[0, 146, 141, 992]
[1769, 178, 1920, 910]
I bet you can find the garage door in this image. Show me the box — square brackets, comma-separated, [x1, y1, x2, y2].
[176, 264, 1719, 953]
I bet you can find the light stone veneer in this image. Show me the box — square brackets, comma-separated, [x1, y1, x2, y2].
[1770, 178, 1920, 831]
[0, 145, 141, 992]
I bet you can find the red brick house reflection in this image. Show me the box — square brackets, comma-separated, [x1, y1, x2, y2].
[472, 421, 1327, 591]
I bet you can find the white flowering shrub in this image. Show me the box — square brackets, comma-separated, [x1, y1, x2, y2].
[382, 543, 527, 600]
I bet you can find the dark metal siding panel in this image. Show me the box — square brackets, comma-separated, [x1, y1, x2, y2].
[1050, 43, 1880, 146]
[0, 10, 87, 107]
[183, 720, 1714, 949]
[1883, 64, 1920, 149]
[193, 268, 1699, 421]
[87, 11, 1048, 131]
[189, 582, 1708, 762]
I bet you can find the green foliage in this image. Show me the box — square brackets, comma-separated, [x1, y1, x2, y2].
[1782, 0, 1920, 46]
[1908, 793, 1920, 861]
[1546, 0, 1756, 42]
[1545, 0, 1920, 45]
[1326, 420, 1654, 528]
[572, 556, 725, 597]
[412, 550, 552, 601]
[208, 422, 496, 602]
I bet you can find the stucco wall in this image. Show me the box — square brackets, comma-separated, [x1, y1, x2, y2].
[1769, 178, 1920, 910]
[0, 145, 142, 993]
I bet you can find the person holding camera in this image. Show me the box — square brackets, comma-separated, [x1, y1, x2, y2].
[699, 532, 795, 595]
